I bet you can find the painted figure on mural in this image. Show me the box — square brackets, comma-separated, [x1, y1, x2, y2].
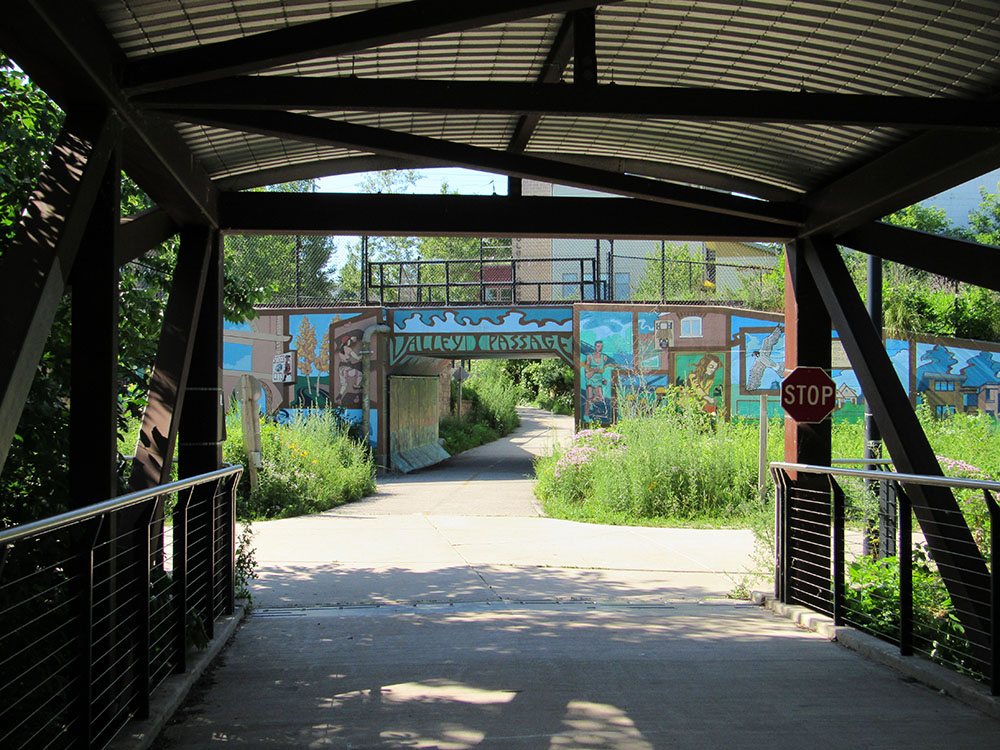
[685, 353, 723, 412]
[337, 332, 363, 405]
[584, 340, 612, 419]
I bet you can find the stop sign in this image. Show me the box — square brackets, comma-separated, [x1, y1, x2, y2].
[781, 366, 837, 423]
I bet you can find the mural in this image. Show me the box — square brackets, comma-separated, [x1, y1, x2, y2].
[391, 307, 574, 365]
[676, 352, 726, 413]
[915, 341, 1000, 418]
[578, 309, 634, 424]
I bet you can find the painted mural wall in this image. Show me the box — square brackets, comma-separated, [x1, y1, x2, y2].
[575, 304, 1000, 427]
[389, 306, 574, 364]
[223, 307, 384, 449]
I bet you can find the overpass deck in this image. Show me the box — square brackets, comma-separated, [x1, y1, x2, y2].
[151, 410, 1000, 748]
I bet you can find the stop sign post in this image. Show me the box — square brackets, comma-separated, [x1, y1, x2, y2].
[781, 366, 837, 423]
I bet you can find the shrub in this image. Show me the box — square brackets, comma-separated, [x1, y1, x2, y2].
[224, 410, 375, 519]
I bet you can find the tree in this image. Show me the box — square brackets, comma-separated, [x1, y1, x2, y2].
[0, 55, 266, 524]
[0, 53, 64, 246]
[226, 180, 335, 306]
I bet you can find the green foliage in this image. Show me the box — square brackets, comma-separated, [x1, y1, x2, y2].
[461, 359, 524, 434]
[845, 548, 975, 673]
[223, 411, 375, 520]
[0, 53, 64, 246]
[535, 388, 782, 526]
[235, 523, 258, 609]
[225, 181, 335, 306]
[438, 417, 499, 455]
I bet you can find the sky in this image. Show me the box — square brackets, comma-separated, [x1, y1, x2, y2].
[317, 167, 507, 196]
[316, 168, 508, 269]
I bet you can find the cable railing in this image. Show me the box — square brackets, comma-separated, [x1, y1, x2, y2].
[0, 465, 243, 749]
[770, 461, 999, 693]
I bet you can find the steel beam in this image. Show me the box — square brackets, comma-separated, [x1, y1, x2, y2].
[801, 234, 991, 648]
[837, 222, 1000, 292]
[802, 130, 1000, 238]
[218, 192, 795, 241]
[135, 77, 1000, 130]
[0, 112, 118, 477]
[572, 9, 597, 85]
[70, 146, 120, 508]
[167, 109, 803, 225]
[3, 0, 219, 227]
[129, 227, 214, 491]
[508, 14, 575, 152]
[125, 0, 617, 94]
[118, 208, 179, 266]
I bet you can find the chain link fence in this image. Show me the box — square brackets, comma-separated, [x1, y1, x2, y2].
[224, 234, 781, 308]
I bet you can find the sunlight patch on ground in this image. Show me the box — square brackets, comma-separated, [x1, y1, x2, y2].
[549, 701, 653, 749]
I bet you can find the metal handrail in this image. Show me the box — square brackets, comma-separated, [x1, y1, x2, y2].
[770, 461, 1000, 493]
[0, 465, 243, 546]
[831, 458, 895, 466]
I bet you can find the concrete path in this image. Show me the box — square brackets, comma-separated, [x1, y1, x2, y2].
[157, 408, 1000, 748]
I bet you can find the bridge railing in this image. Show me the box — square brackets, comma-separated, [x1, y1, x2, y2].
[0, 465, 243, 749]
[365, 256, 600, 305]
[771, 461, 999, 693]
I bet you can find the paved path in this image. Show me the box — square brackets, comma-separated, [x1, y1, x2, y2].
[157, 408, 1000, 748]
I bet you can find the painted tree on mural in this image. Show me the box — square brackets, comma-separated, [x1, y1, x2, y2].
[916, 344, 958, 391]
[961, 350, 1000, 387]
[295, 317, 320, 403]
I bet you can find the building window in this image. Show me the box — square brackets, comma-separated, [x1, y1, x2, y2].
[680, 316, 702, 338]
[965, 393, 978, 407]
[615, 272, 630, 301]
[936, 405, 956, 417]
[934, 380, 955, 391]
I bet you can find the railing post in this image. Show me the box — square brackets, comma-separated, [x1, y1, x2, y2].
[445, 262, 451, 306]
[579, 258, 585, 300]
[985, 489, 999, 695]
[510, 256, 517, 304]
[137, 506, 153, 719]
[225, 475, 238, 616]
[898, 484, 913, 656]
[173, 489, 191, 674]
[831, 477, 845, 626]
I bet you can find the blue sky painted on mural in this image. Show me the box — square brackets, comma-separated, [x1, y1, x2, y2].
[579, 310, 633, 369]
[637, 312, 658, 334]
[223, 342, 252, 372]
[395, 307, 573, 333]
[224, 320, 253, 333]
[916, 342, 1000, 391]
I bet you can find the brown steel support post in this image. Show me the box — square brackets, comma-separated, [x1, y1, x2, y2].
[801, 235, 991, 657]
[783, 240, 832, 608]
[130, 227, 213, 492]
[69, 141, 121, 739]
[178, 231, 224, 637]
[0, 112, 117, 477]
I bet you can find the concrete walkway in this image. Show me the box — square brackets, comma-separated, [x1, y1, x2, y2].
[157, 408, 1000, 748]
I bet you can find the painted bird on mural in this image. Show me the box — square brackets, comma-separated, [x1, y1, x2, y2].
[747, 324, 784, 391]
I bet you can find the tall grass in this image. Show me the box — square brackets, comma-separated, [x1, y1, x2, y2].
[224, 410, 375, 519]
[535, 388, 782, 526]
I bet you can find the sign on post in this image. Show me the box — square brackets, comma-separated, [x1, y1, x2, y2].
[781, 366, 837, 423]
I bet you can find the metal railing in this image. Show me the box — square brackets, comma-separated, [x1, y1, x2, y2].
[0, 465, 243, 749]
[771, 461, 999, 692]
[365, 256, 600, 305]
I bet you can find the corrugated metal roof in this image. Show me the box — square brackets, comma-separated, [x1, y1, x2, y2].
[90, 0, 1000, 199]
